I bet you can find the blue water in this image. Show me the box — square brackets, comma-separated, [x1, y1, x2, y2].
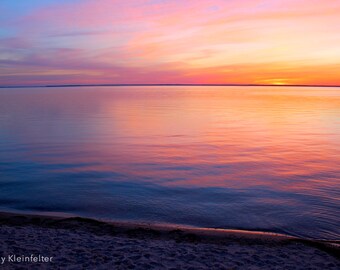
[0, 86, 339, 240]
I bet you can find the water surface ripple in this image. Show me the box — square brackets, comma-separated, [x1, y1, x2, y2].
[0, 86, 339, 240]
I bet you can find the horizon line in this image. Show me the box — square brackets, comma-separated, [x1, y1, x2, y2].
[1, 83, 340, 89]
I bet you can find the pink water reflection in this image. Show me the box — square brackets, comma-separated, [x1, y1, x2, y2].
[0, 86, 339, 239]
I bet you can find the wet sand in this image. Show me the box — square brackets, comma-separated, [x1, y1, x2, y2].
[0, 212, 339, 269]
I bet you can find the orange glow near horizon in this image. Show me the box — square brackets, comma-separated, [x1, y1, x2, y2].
[0, 0, 340, 86]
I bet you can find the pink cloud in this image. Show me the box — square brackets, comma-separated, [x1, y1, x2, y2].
[1, 0, 340, 86]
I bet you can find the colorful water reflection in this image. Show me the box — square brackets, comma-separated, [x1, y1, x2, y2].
[0, 86, 339, 240]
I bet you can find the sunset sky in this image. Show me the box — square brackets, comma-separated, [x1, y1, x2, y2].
[1, 0, 340, 86]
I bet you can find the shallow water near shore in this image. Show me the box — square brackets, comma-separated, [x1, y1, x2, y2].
[0, 86, 339, 240]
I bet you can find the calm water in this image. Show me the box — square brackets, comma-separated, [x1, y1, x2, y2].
[0, 86, 339, 240]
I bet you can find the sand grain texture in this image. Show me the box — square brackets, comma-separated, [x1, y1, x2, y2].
[0, 213, 339, 269]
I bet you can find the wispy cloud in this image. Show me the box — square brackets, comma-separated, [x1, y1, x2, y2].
[1, 0, 340, 86]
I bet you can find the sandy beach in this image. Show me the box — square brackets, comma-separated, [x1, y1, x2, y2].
[0, 212, 338, 269]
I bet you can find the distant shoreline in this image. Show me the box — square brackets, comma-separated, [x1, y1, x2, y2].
[1, 83, 340, 88]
